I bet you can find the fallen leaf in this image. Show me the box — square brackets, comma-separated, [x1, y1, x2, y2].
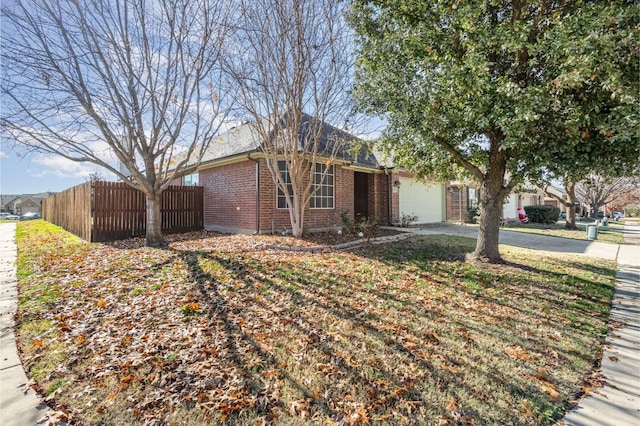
[541, 381, 561, 402]
[446, 397, 457, 412]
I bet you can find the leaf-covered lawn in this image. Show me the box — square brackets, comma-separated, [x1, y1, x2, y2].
[16, 221, 616, 425]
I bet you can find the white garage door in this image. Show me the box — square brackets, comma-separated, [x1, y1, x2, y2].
[399, 178, 445, 223]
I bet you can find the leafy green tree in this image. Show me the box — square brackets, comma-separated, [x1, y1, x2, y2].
[348, 0, 638, 262]
[529, 1, 640, 229]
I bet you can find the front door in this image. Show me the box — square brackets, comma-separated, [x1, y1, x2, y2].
[354, 172, 369, 219]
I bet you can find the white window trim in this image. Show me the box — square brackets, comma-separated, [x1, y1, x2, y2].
[275, 162, 335, 210]
[276, 161, 292, 210]
[310, 163, 334, 210]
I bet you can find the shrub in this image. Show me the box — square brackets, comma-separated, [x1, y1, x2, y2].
[524, 205, 560, 224]
[340, 209, 379, 237]
[340, 210, 353, 232]
[400, 213, 418, 227]
[626, 206, 640, 217]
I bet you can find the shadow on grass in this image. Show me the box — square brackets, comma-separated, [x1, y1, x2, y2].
[140, 233, 617, 425]
[15, 221, 620, 425]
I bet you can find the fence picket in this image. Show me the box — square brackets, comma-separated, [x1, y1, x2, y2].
[42, 182, 203, 242]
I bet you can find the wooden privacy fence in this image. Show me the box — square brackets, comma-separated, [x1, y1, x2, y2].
[42, 182, 203, 242]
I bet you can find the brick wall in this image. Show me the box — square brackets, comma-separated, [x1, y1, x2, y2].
[201, 161, 257, 233]
[200, 158, 389, 234]
[445, 184, 472, 222]
[257, 160, 361, 233]
[371, 173, 390, 224]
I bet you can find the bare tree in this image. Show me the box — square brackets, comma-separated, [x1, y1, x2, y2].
[226, 0, 356, 237]
[610, 189, 640, 214]
[85, 171, 104, 184]
[1, 0, 232, 246]
[575, 175, 639, 217]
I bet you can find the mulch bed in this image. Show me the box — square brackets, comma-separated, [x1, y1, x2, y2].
[109, 228, 407, 250]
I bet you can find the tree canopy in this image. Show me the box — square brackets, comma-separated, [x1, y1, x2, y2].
[1, 0, 232, 246]
[528, 1, 639, 228]
[348, 0, 639, 262]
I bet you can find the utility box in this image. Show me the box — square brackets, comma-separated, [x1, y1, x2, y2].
[586, 224, 598, 240]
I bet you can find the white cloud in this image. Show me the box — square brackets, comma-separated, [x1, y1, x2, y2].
[32, 154, 115, 180]
[0, 150, 6, 158]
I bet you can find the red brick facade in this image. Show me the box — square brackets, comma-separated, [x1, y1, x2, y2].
[200, 158, 390, 234]
[199, 160, 258, 233]
[445, 184, 474, 223]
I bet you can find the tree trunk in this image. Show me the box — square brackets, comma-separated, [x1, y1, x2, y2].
[288, 192, 305, 237]
[564, 181, 578, 230]
[145, 193, 166, 247]
[544, 182, 579, 230]
[468, 135, 507, 264]
[471, 184, 504, 263]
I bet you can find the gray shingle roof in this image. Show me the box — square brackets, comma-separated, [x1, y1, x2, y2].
[199, 114, 379, 169]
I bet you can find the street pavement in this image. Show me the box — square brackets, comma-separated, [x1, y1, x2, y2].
[0, 221, 638, 425]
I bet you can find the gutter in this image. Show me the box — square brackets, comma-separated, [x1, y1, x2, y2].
[247, 154, 260, 234]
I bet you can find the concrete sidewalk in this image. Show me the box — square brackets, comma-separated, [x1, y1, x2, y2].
[0, 223, 50, 425]
[561, 224, 640, 426]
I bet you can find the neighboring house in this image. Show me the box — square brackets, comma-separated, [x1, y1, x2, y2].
[439, 182, 566, 224]
[0, 195, 21, 213]
[502, 185, 567, 220]
[542, 185, 568, 211]
[179, 116, 449, 234]
[16, 198, 41, 215]
[0, 192, 55, 215]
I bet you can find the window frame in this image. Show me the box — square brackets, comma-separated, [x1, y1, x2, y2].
[310, 163, 334, 210]
[276, 161, 293, 209]
[183, 173, 199, 186]
[467, 187, 478, 211]
[275, 161, 335, 210]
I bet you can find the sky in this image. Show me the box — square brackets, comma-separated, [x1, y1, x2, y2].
[0, 143, 103, 195]
[0, 1, 382, 195]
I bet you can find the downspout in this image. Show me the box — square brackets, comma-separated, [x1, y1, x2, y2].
[384, 167, 393, 225]
[248, 154, 260, 234]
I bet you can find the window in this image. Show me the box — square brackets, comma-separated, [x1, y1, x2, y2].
[310, 163, 334, 209]
[183, 173, 199, 186]
[276, 162, 334, 209]
[276, 161, 292, 209]
[467, 187, 478, 211]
